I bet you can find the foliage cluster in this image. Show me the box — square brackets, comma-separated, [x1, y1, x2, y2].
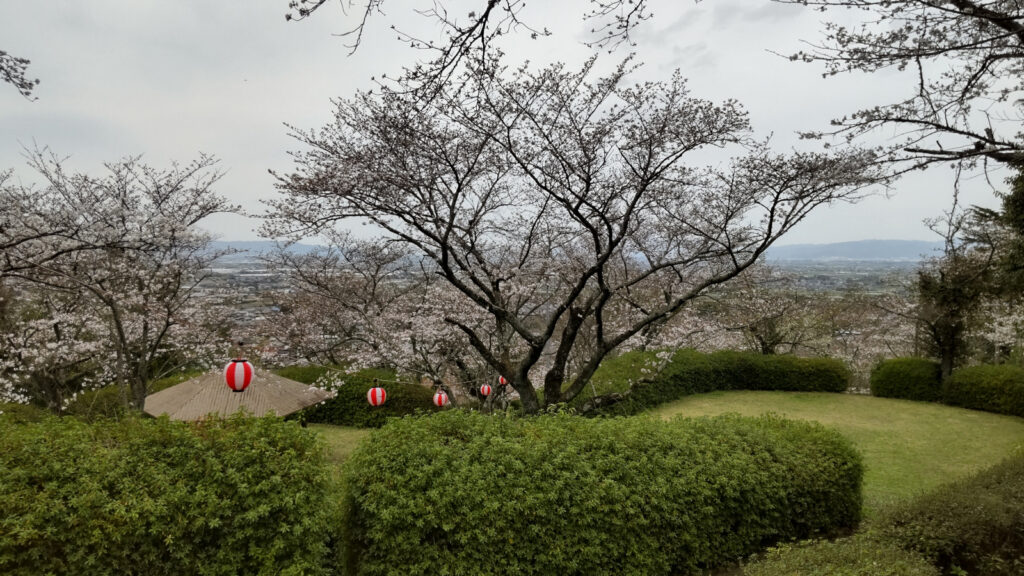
[746, 450, 1024, 576]
[871, 359, 1024, 418]
[873, 452, 1024, 576]
[579, 349, 850, 415]
[942, 364, 1024, 419]
[284, 365, 439, 428]
[63, 369, 204, 421]
[338, 411, 863, 576]
[0, 401, 48, 423]
[869, 358, 943, 402]
[0, 414, 336, 576]
[744, 536, 939, 576]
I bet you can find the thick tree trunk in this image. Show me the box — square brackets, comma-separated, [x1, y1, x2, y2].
[517, 383, 541, 414]
[130, 378, 147, 411]
[939, 348, 955, 382]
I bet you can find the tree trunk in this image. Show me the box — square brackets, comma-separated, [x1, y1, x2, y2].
[516, 382, 541, 414]
[939, 348, 955, 382]
[130, 378, 147, 411]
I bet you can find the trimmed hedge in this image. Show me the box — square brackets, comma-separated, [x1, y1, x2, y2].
[287, 366, 439, 428]
[870, 358, 943, 402]
[941, 364, 1024, 418]
[579, 349, 851, 416]
[0, 415, 336, 576]
[64, 369, 204, 421]
[339, 411, 863, 576]
[744, 536, 938, 576]
[874, 452, 1024, 576]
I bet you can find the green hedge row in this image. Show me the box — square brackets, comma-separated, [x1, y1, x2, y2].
[870, 358, 943, 402]
[747, 452, 1024, 576]
[0, 415, 336, 576]
[873, 451, 1024, 575]
[744, 536, 938, 576]
[338, 411, 863, 576]
[579, 349, 851, 416]
[870, 359, 1024, 418]
[283, 366, 440, 428]
[942, 364, 1024, 418]
[64, 369, 204, 421]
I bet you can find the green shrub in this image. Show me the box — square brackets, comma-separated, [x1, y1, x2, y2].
[0, 402, 48, 423]
[874, 452, 1024, 576]
[64, 369, 204, 421]
[870, 358, 943, 402]
[294, 367, 439, 428]
[579, 349, 851, 416]
[0, 414, 336, 576]
[941, 364, 1024, 418]
[744, 536, 938, 576]
[273, 363, 341, 385]
[63, 383, 128, 420]
[339, 411, 863, 576]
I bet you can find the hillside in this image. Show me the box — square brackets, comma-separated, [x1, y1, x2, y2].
[767, 239, 943, 261]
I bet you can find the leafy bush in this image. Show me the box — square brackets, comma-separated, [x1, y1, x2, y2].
[941, 364, 1024, 418]
[339, 411, 863, 576]
[273, 363, 342, 385]
[64, 383, 127, 420]
[579, 349, 851, 416]
[293, 367, 439, 428]
[870, 358, 943, 402]
[0, 402, 48, 423]
[874, 452, 1024, 576]
[0, 414, 336, 576]
[744, 536, 938, 576]
[64, 369, 204, 421]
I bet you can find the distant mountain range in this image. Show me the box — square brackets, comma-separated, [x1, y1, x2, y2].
[210, 239, 946, 264]
[766, 240, 943, 261]
[209, 241, 320, 263]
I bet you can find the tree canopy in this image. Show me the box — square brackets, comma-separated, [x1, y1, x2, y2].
[778, 0, 1024, 168]
[265, 56, 881, 412]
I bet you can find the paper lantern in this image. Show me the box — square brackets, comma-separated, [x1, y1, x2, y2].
[479, 384, 492, 397]
[224, 359, 254, 392]
[497, 375, 508, 386]
[432, 390, 449, 407]
[367, 386, 387, 406]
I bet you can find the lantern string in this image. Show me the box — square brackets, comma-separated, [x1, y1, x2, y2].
[318, 366, 512, 390]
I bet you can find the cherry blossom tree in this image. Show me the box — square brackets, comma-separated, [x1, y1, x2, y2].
[703, 263, 825, 355]
[288, 0, 1023, 169]
[0, 284, 108, 409]
[285, 0, 651, 91]
[1, 150, 238, 409]
[778, 0, 1024, 168]
[263, 234, 497, 403]
[972, 296, 1024, 362]
[266, 57, 881, 413]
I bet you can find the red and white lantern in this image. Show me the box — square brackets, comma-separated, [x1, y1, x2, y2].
[497, 375, 508, 387]
[479, 384, 492, 397]
[432, 390, 449, 407]
[367, 386, 387, 407]
[224, 359, 254, 392]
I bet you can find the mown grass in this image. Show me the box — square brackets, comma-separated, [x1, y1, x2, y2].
[651, 391, 1024, 517]
[309, 423, 370, 468]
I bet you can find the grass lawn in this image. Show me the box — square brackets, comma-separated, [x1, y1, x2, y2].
[652, 391, 1024, 517]
[309, 424, 371, 470]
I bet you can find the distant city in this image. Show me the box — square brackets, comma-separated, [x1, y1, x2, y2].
[204, 239, 936, 298]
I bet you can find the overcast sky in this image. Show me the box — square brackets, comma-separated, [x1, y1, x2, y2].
[0, 0, 1011, 245]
